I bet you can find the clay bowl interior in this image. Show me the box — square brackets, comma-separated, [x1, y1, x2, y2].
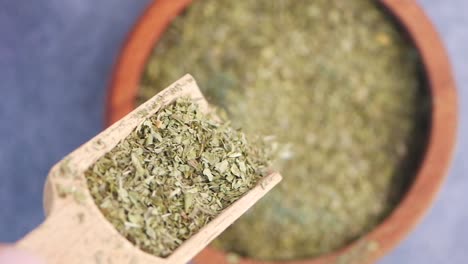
[105, 0, 458, 263]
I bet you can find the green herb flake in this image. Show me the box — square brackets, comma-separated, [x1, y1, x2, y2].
[85, 97, 270, 257]
[73, 190, 87, 205]
[55, 183, 72, 198]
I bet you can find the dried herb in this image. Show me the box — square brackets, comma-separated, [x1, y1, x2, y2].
[85, 98, 270, 257]
[139, 0, 430, 260]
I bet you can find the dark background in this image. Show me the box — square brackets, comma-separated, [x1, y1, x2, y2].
[0, 1, 467, 263]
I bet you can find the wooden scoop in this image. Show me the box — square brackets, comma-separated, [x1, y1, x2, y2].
[16, 74, 282, 264]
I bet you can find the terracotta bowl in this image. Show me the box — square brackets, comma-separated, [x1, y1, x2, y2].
[105, 0, 458, 263]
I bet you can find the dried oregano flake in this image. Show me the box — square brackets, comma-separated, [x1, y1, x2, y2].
[85, 97, 270, 257]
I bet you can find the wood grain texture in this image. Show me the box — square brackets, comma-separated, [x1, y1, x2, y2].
[16, 75, 282, 264]
[104, 0, 458, 263]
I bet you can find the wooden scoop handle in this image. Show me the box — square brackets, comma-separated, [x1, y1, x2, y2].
[17, 205, 124, 263]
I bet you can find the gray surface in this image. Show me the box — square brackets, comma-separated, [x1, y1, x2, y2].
[0, 0, 466, 263]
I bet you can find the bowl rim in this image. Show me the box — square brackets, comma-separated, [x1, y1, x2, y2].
[105, 0, 458, 263]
